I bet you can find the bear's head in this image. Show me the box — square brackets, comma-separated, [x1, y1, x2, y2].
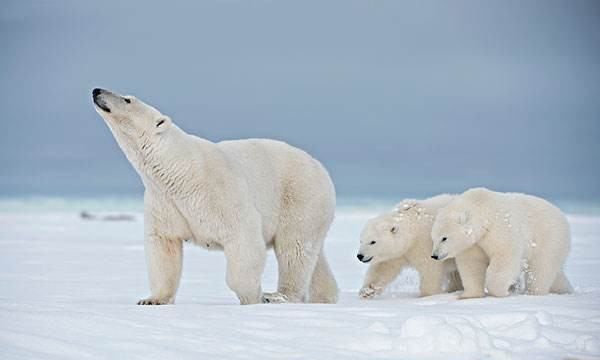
[356, 200, 428, 264]
[430, 199, 488, 261]
[92, 88, 172, 158]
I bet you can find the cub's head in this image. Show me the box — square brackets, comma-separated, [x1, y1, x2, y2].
[356, 200, 423, 264]
[92, 88, 172, 141]
[430, 199, 487, 261]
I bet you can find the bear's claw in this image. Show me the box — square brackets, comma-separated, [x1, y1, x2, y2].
[137, 297, 171, 305]
[359, 285, 382, 299]
[261, 292, 289, 304]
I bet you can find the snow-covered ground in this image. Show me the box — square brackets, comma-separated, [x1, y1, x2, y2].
[1, 198, 599, 359]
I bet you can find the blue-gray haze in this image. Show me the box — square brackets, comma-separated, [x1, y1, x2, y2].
[1, 1, 599, 200]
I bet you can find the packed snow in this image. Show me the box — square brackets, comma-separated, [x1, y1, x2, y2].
[1, 198, 599, 359]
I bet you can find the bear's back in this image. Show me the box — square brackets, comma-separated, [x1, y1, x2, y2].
[215, 138, 335, 230]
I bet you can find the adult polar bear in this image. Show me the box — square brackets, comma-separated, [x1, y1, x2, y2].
[92, 88, 338, 305]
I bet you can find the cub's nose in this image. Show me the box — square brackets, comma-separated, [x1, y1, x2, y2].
[431, 255, 439, 260]
[92, 88, 104, 99]
[357, 254, 364, 261]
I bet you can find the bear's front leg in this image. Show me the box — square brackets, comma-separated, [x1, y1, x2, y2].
[455, 247, 488, 299]
[418, 263, 445, 297]
[486, 253, 521, 298]
[223, 234, 266, 305]
[359, 258, 406, 299]
[138, 235, 183, 305]
[446, 269, 463, 293]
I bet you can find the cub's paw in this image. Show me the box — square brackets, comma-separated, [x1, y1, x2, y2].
[359, 285, 382, 299]
[137, 297, 171, 305]
[262, 292, 290, 304]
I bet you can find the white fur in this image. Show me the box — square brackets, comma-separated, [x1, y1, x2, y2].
[431, 187, 573, 299]
[357, 194, 462, 298]
[93, 89, 338, 305]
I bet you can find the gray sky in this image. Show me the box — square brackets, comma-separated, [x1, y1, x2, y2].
[1, 1, 599, 200]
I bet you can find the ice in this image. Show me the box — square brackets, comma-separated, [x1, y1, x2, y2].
[0, 199, 599, 359]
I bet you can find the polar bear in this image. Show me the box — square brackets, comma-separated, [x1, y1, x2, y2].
[357, 194, 463, 298]
[92, 88, 338, 305]
[431, 187, 572, 299]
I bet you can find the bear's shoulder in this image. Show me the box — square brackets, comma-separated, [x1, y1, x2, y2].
[461, 187, 502, 206]
[423, 194, 455, 210]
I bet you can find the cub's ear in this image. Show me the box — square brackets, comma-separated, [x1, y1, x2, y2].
[155, 116, 171, 133]
[394, 199, 418, 213]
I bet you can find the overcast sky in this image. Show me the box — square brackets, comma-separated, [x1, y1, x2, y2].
[1, 1, 599, 200]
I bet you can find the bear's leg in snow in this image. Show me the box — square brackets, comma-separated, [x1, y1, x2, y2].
[138, 235, 183, 305]
[526, 256, 569, 295]
[267, 234, 321, 303]
[446, 270, 463, 293]
[223, 233, 266, 305]
[523, 222, 571, 295]
[549, 270, 573, 294]
[418, 263, 445, 297]
[308, 250, 339, 303]
[486, 252, 521, 297]
[359, 257, 406, 299]
[456, 246, 488, 299]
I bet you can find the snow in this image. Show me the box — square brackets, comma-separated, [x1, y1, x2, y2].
[1, 199, 599, 359]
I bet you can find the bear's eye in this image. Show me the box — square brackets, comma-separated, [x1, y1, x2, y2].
[369, 241, 376, 245]
[156, 119, 165, 127]
[441, 237, 447, 242]
[124, 98, 131, 104]
[390, 226, 398, 234]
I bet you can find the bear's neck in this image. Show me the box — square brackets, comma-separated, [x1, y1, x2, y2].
[116, 125, 196, 197]
[143, 127, 193, 196]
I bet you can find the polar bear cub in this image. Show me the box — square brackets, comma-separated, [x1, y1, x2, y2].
[357, 194, 462, 298]
[431, 187, 572, 299]
[92, 88, 338, 305]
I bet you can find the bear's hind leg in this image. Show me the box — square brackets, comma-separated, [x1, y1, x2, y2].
[268, 231, 322, 303]
[525, 257, 564, 296]
[308, 250, 338, 303]
[549, 270, 573, 294]
[526, 229, 571, 295]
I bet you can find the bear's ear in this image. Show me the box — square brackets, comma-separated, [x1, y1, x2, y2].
[458, 211, 471, 225]
[155, 116, 171, 133]
[394, 199, 418, 213]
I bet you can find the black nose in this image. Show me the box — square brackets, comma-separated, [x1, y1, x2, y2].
[431, 255, 439, 260]
[92, 88, 104, 99]
[357, 254, 364, 261]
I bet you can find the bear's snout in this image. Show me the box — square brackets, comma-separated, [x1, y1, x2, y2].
[92, 88, 111, 113]
[431, 251, 446, 261]
[92, 88, 104, 98]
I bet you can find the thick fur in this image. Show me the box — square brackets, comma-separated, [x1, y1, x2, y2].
[431, 187, 573, 299]
[93, 88, 338, 305]
[357, 194, 463, 298]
